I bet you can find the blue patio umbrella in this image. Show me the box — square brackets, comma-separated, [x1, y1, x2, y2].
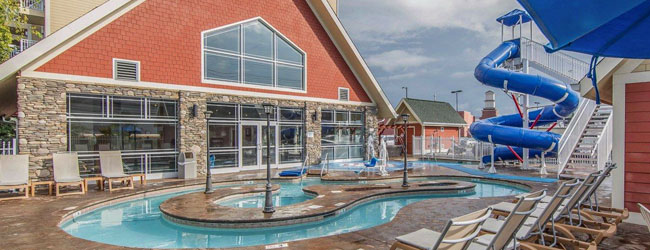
[517, 0, 650, 103]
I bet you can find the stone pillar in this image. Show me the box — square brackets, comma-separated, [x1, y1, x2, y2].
[365, 107, 379, 158]
[178, 92, 208, 176]
[305, 102, 321, 165]
[16, 77, 68, 180]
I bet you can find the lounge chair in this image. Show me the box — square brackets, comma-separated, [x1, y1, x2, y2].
[390, 207, 493, 250]
[550, 173, 617, 245]
[576, 163, 628, 225]
[639, 203, 650, 233]
[0, 155, 30, 200]
[99, 151, 134, 192]
[53, 152, 85, 196]
[469, 189, 547, 250]
[488, 179, 596, 250]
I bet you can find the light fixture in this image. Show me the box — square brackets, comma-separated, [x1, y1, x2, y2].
[262, 103, 274, 115]
[401, 113, 410, 123]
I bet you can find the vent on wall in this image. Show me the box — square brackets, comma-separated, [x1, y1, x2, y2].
[113, 59, 140, 81]
[338, 87, 349, 101]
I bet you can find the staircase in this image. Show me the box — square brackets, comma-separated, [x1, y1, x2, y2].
[560, 105, 613, 178]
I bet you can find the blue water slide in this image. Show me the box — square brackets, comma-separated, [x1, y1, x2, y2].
[470, 39, 580, 164]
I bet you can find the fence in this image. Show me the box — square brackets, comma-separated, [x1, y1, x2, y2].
[414, 136, 558, 166]
[1, 139, 17, 155]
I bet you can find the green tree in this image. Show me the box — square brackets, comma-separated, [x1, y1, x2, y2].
[0, 121, 15, 141]
[0, 0, 41, 62]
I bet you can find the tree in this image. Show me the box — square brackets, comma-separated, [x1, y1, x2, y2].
[0, 0, 41, 62]
[0, 120, 15, 141]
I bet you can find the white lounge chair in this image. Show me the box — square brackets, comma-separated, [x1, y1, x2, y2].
[0, 155, 30, 201]
[99, 151, 133, 192]
[53, 152, 85, 196]
[390, 207, 493, 250]
[487, 179, 596, 250]
[638, 203, 650, 233]
[469, 189, 547, 250]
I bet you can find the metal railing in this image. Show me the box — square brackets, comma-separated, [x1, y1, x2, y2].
[20, 0, 44, 11]
[557, 99, 597, 177]
[320, 153, 329, 177]
[593, 108, 613, 171]
[20, 39, 37, 51]
[1, 139, 17, 155]
[520, 37, 590, 84]
[299, 154, 309, 183]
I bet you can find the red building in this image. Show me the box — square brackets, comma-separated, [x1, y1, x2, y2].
[0, 0, 396, 180]
[392, 98, 466, 155]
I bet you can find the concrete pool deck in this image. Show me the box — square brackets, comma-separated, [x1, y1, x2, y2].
[0, 162, 648, 249]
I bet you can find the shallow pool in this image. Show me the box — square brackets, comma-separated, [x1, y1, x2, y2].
[60, 178, 526, 249]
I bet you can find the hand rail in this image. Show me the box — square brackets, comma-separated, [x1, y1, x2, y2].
[520, 37, 590, 83]
[557, 99, 597, 178]
[320, 153, 329, 178]
[299, 154, 309, 183]
[593, 109, 613, 171]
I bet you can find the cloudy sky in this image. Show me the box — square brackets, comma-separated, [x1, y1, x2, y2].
[337, 0, 561, 117]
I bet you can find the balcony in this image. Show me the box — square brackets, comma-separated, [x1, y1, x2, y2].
[8, 39, 37, 59]
[20, 0, 44, 11]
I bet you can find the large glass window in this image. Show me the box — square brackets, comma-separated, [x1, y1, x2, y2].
[203, 19, 305, 90]
[67, 94, 179, 175]
[321, 110, 364, 160]
[207, 103, 304, 166]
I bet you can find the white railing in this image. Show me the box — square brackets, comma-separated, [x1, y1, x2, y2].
[593, 110, 613, 171]
[521, 38, 590, 84]
[557, 99, 597, 177]
[1, 139, 17, 155]
[20, 39, 37, 52]
[20, 0, 44, 11]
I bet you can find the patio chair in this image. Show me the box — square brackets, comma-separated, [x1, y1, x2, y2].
[0, 155, 30, 201]
[469, 189, 547, 250]
[99, 151, 133, 192]
[53, 152, 85, 196]
[487, 179, 596, 250]
[576, 163, 629, 225]
[356, 157, 378, 176]
[639, 203, 650, 233]
[390, 207, 493, 250]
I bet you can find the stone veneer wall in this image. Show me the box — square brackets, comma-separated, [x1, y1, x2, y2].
[16, 77, 379, 180]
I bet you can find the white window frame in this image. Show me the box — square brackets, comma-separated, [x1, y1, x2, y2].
[112, 58, 140, 82]
[201, 17, 307, 93]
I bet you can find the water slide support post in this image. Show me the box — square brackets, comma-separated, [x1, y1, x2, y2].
[489, 142, 496, 174]
[520, 15, 530, 170]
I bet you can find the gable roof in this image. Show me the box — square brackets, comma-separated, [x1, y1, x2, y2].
[398, 98, 467, 126]
[0, 0, 397, 118]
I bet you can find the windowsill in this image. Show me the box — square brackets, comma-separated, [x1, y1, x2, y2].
[202, 78, 307, 94]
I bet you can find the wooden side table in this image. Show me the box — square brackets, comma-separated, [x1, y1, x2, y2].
[131, 173, 146, 186]
[83, 176, 104, 191]
[30, 180, 54, 197]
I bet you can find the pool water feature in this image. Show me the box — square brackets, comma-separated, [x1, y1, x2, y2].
[60, 179, 527, 249]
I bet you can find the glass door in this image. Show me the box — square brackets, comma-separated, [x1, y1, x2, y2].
[240, 122, 278, 170]
[262, 125, 276, 166]
[240, 124, 259, 169]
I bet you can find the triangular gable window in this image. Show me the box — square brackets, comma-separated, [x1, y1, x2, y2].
[203, 18, 305, 90]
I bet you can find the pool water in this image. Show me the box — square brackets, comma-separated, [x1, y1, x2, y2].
[218, 178, 321, 208]
[60, 178, 526, 249]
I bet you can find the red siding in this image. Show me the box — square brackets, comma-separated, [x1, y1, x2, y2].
[36, 0, 370, 102]
[624, 82, 650, 212]
[395, 124, 460, 155]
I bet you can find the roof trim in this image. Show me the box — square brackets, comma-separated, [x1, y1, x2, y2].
[306, 0, 397, 119]
[395, 99, 424, 124]
[422, 122, 466, 127]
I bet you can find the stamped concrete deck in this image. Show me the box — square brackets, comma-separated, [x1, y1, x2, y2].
[0, 162, 648, 250]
